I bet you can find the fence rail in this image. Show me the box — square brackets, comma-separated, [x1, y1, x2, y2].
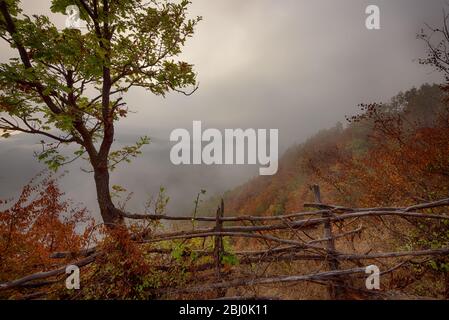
[2, 186, 449, 299]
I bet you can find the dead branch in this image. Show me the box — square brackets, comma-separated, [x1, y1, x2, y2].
[337, 247, 449, 260]
[121, 209, 330, 222]
[0, 253, 99, 291]
[169, 267, 367, 294]
[304, 197, 449, 213]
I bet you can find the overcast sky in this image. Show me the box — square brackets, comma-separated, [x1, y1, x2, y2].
[0, 0, 446, 219]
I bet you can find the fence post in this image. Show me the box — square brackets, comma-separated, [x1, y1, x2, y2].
[310, 184, 344, 299]
[214, 199, 224, 279]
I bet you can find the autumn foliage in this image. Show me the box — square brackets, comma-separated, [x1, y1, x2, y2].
[224, 84, 449, 212]
[306, 87, 448, 206]
[0, 174, 93, 286]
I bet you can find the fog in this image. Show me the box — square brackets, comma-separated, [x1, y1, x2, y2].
[0, 0, 445, 220]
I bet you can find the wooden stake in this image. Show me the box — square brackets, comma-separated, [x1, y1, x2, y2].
[214, 199, 224, 279]
[310, 184, 343, 299]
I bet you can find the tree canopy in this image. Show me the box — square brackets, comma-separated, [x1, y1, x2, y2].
[0, 0, 200, 224]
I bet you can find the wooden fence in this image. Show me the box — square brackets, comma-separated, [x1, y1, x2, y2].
[2, 185, 449, 299]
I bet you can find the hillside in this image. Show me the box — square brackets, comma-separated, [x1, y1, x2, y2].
[220, 83, 448, 217]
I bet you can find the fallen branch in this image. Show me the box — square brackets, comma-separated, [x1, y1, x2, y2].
[121, 209, 330, 222]
[337, 247, 449, 260]
[0, 253, 99, 291]
[144, 231, 328, 254]
[218, 210, 449, 233]
[121, 197, 449, 223]
[304, 197, 449, 213]
[237, 247, 449, 262]
[50, 247, 97, 259]
[170, 267, 367, 293]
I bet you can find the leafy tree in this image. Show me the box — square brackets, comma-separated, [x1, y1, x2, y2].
[0, 0, 200, 225]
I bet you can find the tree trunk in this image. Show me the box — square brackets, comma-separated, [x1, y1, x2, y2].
[93, 164, 124, 227]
